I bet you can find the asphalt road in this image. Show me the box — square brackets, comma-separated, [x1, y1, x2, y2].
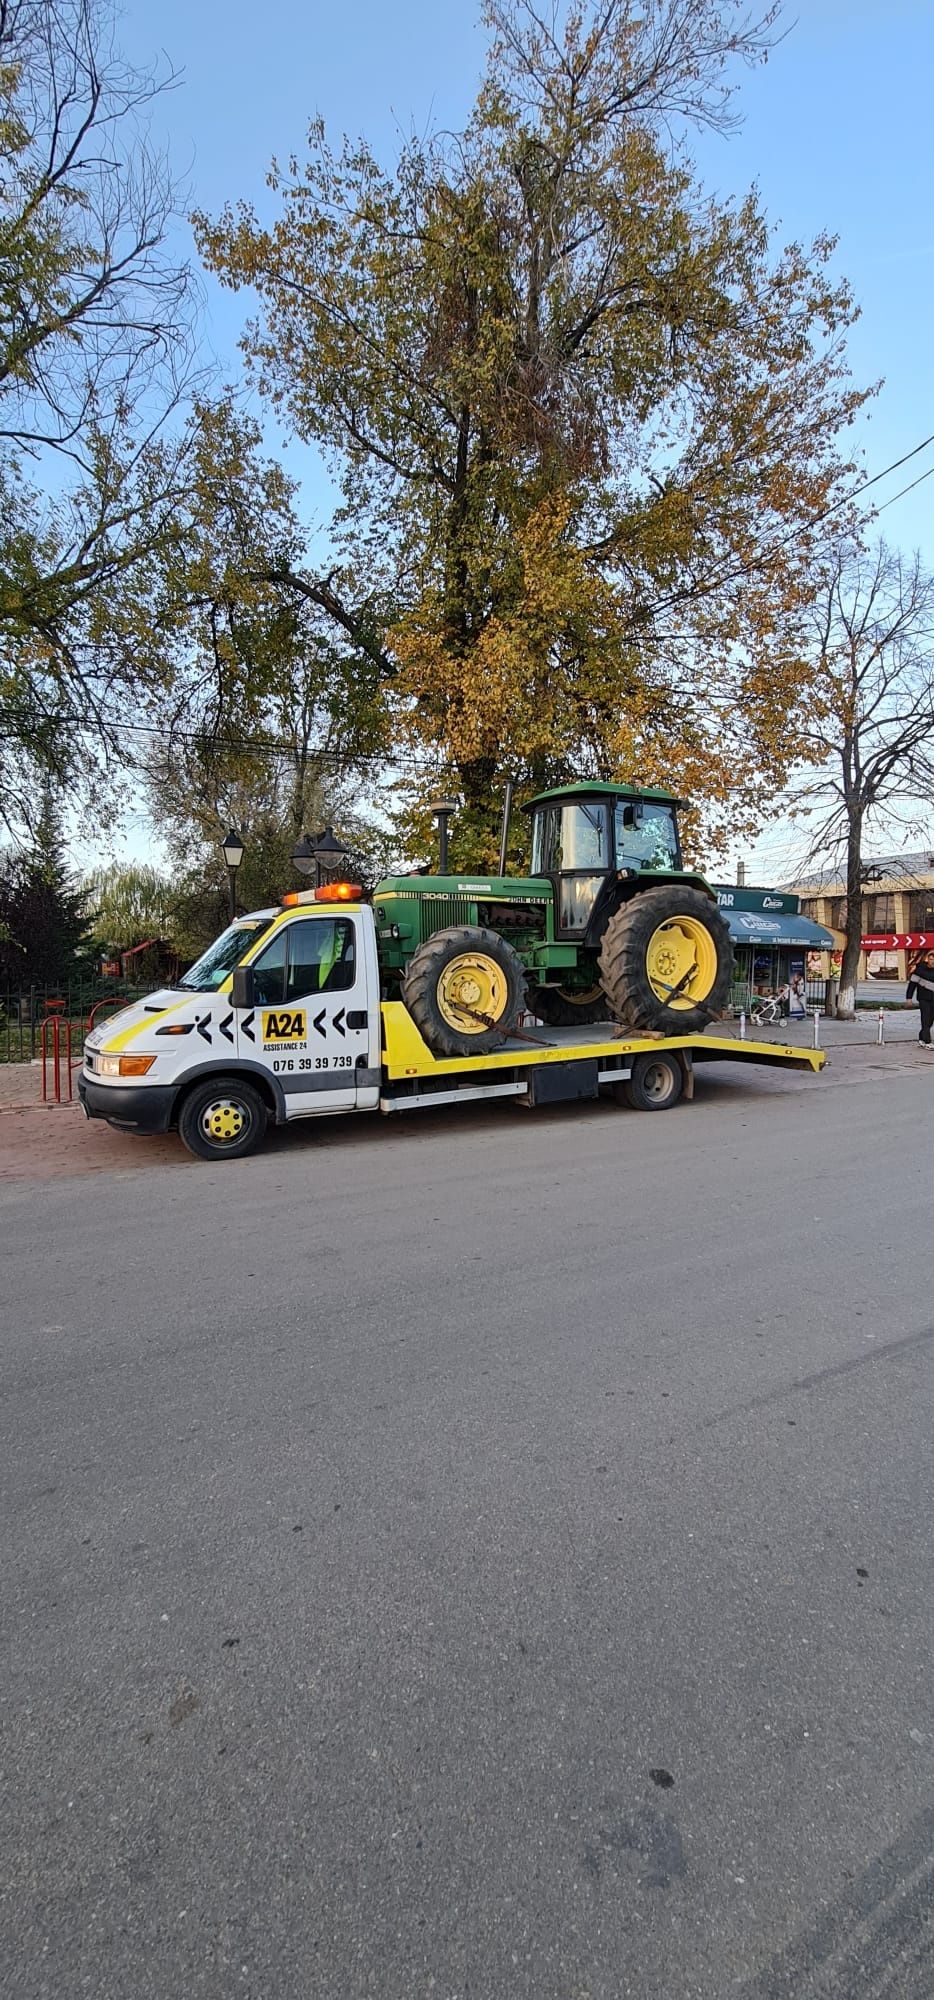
[2, 1065, 934, 1999]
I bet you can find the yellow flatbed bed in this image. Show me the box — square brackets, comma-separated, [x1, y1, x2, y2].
[379, 1001, 824, 1113]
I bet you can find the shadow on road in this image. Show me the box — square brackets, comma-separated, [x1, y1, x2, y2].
[0, 1062, 820, 1183]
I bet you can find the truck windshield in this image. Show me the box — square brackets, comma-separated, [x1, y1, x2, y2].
[178, 918, 273, 991]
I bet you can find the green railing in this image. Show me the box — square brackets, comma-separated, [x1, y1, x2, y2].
[0, 982, 153, 1063]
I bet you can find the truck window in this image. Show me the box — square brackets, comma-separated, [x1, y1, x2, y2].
[285, 919, 356, 1000]
[250, 929, 287, 1007]
[250, 918, 357, 1006]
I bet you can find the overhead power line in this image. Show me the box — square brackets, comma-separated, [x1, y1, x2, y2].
[855, 429, 934, 496]
[4, 431, 934, 793]
[649, 426, 934, 617]
[0, 703, 420, 774]
[875, 460, 934, 515]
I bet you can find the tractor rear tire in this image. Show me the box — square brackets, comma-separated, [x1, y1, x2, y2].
[598, 886, 732, 1035]
[526, 982, 608, 1028]
[402, 925, 526, 1059]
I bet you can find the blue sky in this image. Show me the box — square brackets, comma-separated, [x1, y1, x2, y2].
[114, 0, 934, 874]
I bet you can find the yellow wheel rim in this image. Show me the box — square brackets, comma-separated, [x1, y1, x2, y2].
[437, 953, 508, 1034]
[646, 916, 718, 1010]
[202, 1099, 246, 1143]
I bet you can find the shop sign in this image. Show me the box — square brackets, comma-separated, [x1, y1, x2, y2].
[860, 931, 933, 950]
[715, 886, 799, 913]
[731, 913, 783, 935]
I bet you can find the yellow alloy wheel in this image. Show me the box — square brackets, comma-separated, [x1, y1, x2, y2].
[201, 1098, 247, 1143]
[560, 983, 603, 1005]
[646, 916, 718, 1010]
[437, 952, 508, 1034]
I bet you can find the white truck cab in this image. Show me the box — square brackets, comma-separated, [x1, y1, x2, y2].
[79, 889, 383, 1157]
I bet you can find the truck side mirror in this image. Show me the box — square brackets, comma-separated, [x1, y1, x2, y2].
[231, 964, 255, 1009]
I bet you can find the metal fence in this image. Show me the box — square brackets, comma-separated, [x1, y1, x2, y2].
[727, 974, 826, 1017]
[0, 982, 153, 1063]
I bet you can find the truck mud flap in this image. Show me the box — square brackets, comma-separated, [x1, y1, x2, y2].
[524, 1058, 600, 1106]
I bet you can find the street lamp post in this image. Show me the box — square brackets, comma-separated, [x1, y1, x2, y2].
[222, 827, 245, 920]
[291, 826, 352, 889]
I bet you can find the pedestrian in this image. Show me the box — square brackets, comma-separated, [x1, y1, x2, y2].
[906, 950, 934, 1046]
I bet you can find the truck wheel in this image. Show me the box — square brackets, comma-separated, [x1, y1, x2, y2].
[621, 1050, 684, 1111]
[177, 1078, 267, 1161]
[526, 982, 608, 1028]
[402, 925, 526, 1058]
[598, 886, 732, 1035]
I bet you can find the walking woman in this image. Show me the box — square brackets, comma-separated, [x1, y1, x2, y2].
[907, 949, 934, 1046]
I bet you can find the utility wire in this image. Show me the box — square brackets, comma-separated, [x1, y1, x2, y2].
[648, 427, 934, 615]
[853, 429, 934, 495]
[6, 433, 934, 780]
[874, 460, 934, 514]
[0, 703, 430, 774]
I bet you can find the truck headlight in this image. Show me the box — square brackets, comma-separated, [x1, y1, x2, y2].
[98, 1055, 156, 1077]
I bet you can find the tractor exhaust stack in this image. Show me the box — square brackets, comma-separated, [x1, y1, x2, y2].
[429, 798, 458, 874]
[498, 781, 514, 877]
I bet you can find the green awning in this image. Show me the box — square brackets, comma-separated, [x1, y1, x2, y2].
[725, 912, 834, 950]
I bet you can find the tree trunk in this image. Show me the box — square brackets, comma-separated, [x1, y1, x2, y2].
[835, 831, 863, 1020]
[454, 756, 502, 870]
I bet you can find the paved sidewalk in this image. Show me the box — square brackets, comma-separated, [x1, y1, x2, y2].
[0, 1101, 189, 1178]
[0, 1062, 45, 1110]
[0, 1058, 91, 1110]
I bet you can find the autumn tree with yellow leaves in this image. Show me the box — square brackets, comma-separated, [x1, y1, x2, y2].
[196, 0, 870, 865]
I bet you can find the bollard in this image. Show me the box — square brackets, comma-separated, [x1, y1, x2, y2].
[40, 1014, 73, 1103]
[812, 1006, 822, 1049]
[739, 1009, 746, 1041]
[877, 1006, 885, 1046]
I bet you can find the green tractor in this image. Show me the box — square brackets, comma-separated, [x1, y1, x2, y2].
[373, 782, 732, 1058]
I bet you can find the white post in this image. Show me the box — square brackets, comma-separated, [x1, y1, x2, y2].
[812, 1006, 822, 1049]
[739, 1010, 746, 1041]
[877, 1007, 885, 1046]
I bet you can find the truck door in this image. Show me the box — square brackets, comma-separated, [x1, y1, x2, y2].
[239, 912, 373, 1117]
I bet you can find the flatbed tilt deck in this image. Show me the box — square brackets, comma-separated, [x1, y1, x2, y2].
[378, 1002, 825, 1114]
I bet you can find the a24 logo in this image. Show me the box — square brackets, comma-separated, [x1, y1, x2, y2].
[262, 1009, 307, 1042]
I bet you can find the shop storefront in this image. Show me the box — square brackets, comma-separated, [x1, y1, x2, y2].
[795, 855, 934, 984]
[714, 887, 835, 1014]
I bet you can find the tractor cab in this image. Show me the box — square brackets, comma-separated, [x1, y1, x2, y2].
[526, 783, 682, 938]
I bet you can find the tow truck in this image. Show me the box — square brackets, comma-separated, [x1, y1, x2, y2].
[79, 887, 825, 1161]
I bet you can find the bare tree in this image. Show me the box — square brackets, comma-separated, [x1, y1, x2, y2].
[0, 0, 194, 467]
[791, 541, 934, 1016]
[0, 0, 200, 830]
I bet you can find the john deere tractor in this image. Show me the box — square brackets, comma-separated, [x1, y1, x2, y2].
[373, 782, 732, 1059]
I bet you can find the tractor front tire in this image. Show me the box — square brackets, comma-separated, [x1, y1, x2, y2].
[598, 886, 732, 1035]
[526, 982, 608, 1029]
[402, 925, 526, 1059]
